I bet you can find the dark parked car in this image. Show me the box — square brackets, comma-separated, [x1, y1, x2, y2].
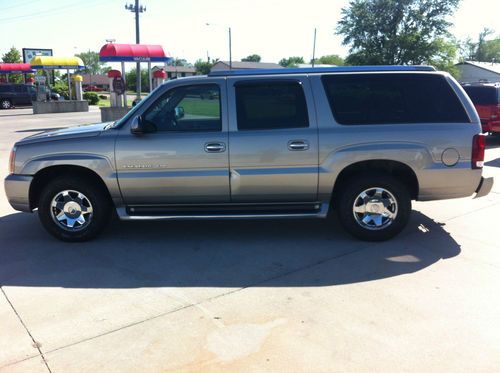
[0, 84, 36, 109]
[462, 83, 500, 134]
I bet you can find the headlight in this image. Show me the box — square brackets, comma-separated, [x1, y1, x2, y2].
[9, 146, 16, 174]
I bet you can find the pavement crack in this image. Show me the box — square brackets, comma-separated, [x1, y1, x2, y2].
[0, 287, 52, 373]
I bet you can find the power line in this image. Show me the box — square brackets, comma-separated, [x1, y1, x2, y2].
[0, 0, 103, 23]
[2, 0, 42, 11]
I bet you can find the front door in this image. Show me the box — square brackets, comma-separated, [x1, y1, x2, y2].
[227, 77, 319, 203]
[115, 81, 230, 205]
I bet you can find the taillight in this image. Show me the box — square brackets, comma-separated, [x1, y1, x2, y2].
[471, 134, 485, 169]
[8, 146, 16, 174]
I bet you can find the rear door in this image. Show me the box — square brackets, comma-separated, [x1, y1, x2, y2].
[227, 76, 319, 202]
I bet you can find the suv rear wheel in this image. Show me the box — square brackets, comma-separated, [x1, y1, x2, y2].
[336, 175, 411, 241]
[38, 177, 111, 242]
[1, 99, 12, 109]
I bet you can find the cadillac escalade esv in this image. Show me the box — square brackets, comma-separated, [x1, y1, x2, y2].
[4, 66, 494, 242]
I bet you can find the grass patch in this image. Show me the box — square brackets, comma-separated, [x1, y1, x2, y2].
[180, 98, 219, 117]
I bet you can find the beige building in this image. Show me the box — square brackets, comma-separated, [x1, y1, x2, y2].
[211, 61, 283, 71]
[152, 65, 196, 79]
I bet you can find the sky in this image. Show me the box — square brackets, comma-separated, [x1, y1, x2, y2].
[0, 0, 499, 67]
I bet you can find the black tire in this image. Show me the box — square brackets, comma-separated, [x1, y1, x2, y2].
[1, 99, 12, 109]
[336, 174, 411, 241]
[38, 176, 112, 242]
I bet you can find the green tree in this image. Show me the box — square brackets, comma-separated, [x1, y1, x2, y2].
[75, 50, 109, 87]
[194, 59, 218, 75]
[241, 54, 261, 62]
[461, 28, 500, 62]
[2, 46, 21, 63]
[75, 50, 109, 75]
[172, 58, 191, 67]
[279, 56, 304, 67]
[1, 46, 23, 83]
[311, 54, 345, 66]
[337, 0, 460, 66]
[125, 68, 151, 92]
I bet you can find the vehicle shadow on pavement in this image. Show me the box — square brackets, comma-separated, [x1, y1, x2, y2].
[0, 211, 460, 289]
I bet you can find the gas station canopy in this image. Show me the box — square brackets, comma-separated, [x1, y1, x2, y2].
[30, 56, 85, 70]
[0, 63, 36, 74]
[99, 43, 171, 62]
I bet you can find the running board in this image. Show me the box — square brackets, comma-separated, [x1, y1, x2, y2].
[116, 203, 329, 221]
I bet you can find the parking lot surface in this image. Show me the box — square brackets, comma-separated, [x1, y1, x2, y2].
[1, 108, 499, 372]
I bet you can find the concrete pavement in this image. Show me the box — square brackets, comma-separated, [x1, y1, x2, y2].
[0, 108, 499, 372]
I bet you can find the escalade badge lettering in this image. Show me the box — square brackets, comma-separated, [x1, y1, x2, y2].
[123, 164, 167, 169]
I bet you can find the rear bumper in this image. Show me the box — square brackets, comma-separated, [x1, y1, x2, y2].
[4, 174, 33, 212]
[474, 176, 494, 198]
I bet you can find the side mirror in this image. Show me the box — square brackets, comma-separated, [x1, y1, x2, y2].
[130, 116, 144, 135]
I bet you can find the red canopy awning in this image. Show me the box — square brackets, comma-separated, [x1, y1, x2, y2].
[0, 63, 35, 73]
[99, 43, 172, 62]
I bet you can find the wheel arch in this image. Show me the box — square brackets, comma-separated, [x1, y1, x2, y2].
[331, 160, 419, 206]
[29, 165, 112, 210]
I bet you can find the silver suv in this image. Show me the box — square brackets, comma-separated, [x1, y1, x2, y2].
[4, 66, 494, 242]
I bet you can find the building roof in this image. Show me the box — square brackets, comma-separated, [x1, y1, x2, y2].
[212, 61, 283, 70]
[456, 61, 500, 75]
[99, 43, 172, 62]
[152, 65, 196, 73]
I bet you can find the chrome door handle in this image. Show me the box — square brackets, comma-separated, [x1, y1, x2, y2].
[205, 142, 226, 153]
[287, 140, 309, 151]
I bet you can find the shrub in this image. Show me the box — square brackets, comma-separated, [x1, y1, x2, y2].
[52, 81, 69, 100]
[83, 92, 99, 105]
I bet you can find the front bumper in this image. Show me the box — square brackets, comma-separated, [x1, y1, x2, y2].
[4, 174, 33, 212]
[474, 176, 494, 198]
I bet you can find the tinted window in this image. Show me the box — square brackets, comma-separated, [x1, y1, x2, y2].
[463, 86, 498, 105]
[0, 85, 12, 93]
[143, 84, 221, 132]
[322, 74, 469, 125]
[13, 85, 26, 93]
[235, 81, 309, 130]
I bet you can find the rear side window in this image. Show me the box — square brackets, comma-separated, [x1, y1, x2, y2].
[463, 86, 498, 105]
[13, 85, 25, 93]
[235, 81, 309, 130]
[0, 85, 12, 93]
[322, 74, 469, 125]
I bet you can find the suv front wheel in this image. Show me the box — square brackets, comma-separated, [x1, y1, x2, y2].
[38, 177, 111, 242]
[336, 175, 411, 241]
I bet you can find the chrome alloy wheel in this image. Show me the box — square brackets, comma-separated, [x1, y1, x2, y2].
[50, 190, 93, 231]
[352, 187, 398, 231]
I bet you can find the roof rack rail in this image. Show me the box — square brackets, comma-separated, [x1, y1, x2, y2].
[208, 65, 436, 77]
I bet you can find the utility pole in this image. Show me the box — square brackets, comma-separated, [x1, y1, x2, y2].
[312, 28, 317, 68]
[228, 27, 232, 70]
[125, 0, 146, 100]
